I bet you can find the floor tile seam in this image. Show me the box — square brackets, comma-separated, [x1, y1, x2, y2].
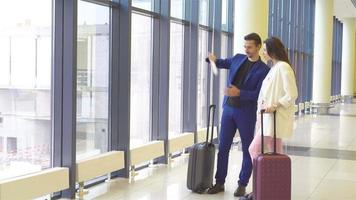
[305, 159, 337, 199]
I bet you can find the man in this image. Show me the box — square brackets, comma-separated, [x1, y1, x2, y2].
[206, 33, 269, 197]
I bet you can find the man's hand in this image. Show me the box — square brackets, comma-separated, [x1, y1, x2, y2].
[208, 53, 217, 63]
[225, 85, 240, 97]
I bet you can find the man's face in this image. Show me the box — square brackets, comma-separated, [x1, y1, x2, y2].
[244, 40, 261, 58]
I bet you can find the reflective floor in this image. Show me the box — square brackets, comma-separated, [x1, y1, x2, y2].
[62, 102, 356, 200]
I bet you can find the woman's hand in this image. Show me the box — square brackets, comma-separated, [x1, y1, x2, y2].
[264, 103, 279, 113]
[265, 105, 276, 113]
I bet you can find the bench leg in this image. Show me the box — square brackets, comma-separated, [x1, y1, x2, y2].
[76, 182, 89, 199]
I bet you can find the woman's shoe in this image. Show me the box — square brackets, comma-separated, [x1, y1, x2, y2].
[239, 192, 253, 200]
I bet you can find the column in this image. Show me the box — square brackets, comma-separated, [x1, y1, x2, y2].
[354, 31, 356, 96]
[234, 0, 269, 56]
[312, 0, 334, 114]
[341, 18, 356, 103]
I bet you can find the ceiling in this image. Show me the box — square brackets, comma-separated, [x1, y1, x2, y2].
[333, 0, 356, 19]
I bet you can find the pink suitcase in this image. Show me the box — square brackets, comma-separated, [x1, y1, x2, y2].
[253, 110, 291, 200]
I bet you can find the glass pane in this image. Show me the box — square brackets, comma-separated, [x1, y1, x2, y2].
[0, 37, 10, 86]
[222, 0, 228, 31]
[132, 0, 154, 12]
[171, 0, 185, 19]
[197, 29, 209, 129]
[199, 0, 209, 26]
[12, 37, 36, 88]
[169, 22, 184, 137]
[76, 1, 110, 160]
[0, 0, 52, 180]
[131, 13, 152, 147]
[219, 34, 229, 121]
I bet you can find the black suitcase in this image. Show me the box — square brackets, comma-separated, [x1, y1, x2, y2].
[187, 105, 216, 193]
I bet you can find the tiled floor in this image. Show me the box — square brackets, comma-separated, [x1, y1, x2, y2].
[65, 103, 356, 200]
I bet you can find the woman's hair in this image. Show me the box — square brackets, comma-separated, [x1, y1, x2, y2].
[264, 37, 297, 82]
[263, 37, 292, 67]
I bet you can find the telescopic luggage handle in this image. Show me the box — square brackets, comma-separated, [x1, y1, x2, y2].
[206, 105, 216, 144]
[260, 109, 277, 154]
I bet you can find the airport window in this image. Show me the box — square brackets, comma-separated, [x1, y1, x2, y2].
[0, 0, 52, 180]
[221, 0, 228, 31]
[197, 28, 209, 129]
[130, 13, 153, 147]
[132, 0, 155, 12]
[171, 0, 185, 19]
[76, 0, 110, 160]
[331, 17, 343, 96]
[268, 0, 315, 102]
[219, 33, 229, 121]
[199, 0, 210, 26]
[169, 21, 185, 137]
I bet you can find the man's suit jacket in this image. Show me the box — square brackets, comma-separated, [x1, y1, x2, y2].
[215, 53, 270, 109]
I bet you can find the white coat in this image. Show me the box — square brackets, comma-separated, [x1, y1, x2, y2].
[256, 61, 298, 139]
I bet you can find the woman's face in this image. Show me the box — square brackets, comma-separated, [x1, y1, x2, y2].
[262, 43, 271, 61]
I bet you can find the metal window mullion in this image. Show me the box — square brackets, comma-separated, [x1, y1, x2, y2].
[53, 0, 64, 191]
[52, 0, 78, 198]
[284, 0, 290, 46]
[132, 7, 160, 17]
[170, 17, 188, 24]
[268, 0, 272, 36]
[331, 18, 336, 95]
[206, 29, 212, 127]
[81, 0, 120, 8]
[303, 1, 311, 101]
[151, 16, 160, 142]
[227, 0, 234, 34]
[212, 0, 222, 127]
[109, 0, 132, 178]
[273, 0, 279, 36]
[108, 0, 129, 178]
[182, 0, 199, 139]
[53, 0, 64, 169]
[227, 34, 233, 57]
[340, 22, 342, 94]
[309, 0, 316, 100]
[152, 0, 170, 164]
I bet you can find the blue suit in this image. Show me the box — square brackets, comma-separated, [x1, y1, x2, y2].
[215, 54, 269, 187]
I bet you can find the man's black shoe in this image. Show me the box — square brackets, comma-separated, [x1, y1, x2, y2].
[207, 183, 225, 194]
[233, 185, 246, 197]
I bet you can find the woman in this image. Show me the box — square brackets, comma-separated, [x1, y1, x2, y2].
[241, 37, 298, 200]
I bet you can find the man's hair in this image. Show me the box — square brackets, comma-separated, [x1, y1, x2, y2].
[244, 33, 262, 46]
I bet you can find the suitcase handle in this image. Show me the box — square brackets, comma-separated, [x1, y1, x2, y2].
[260, 109, 277, 154]
[206, 105, 216, 144]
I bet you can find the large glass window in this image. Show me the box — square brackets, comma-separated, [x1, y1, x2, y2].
[219, 34, 229, 121]
[171, 0, 185, 19]
[199, 0, 209, 26]
[268, 0, 315, 102]
[130, 13, 153, 147]
[0, 0, 52, 180]
[132, 0, 154, 12]
[331, 17, 342, 96]
[197, 29, 209, 129]
[221, 0, 228, 31]
[169, 22, 184, 137]
[76, 1, 110, 160]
